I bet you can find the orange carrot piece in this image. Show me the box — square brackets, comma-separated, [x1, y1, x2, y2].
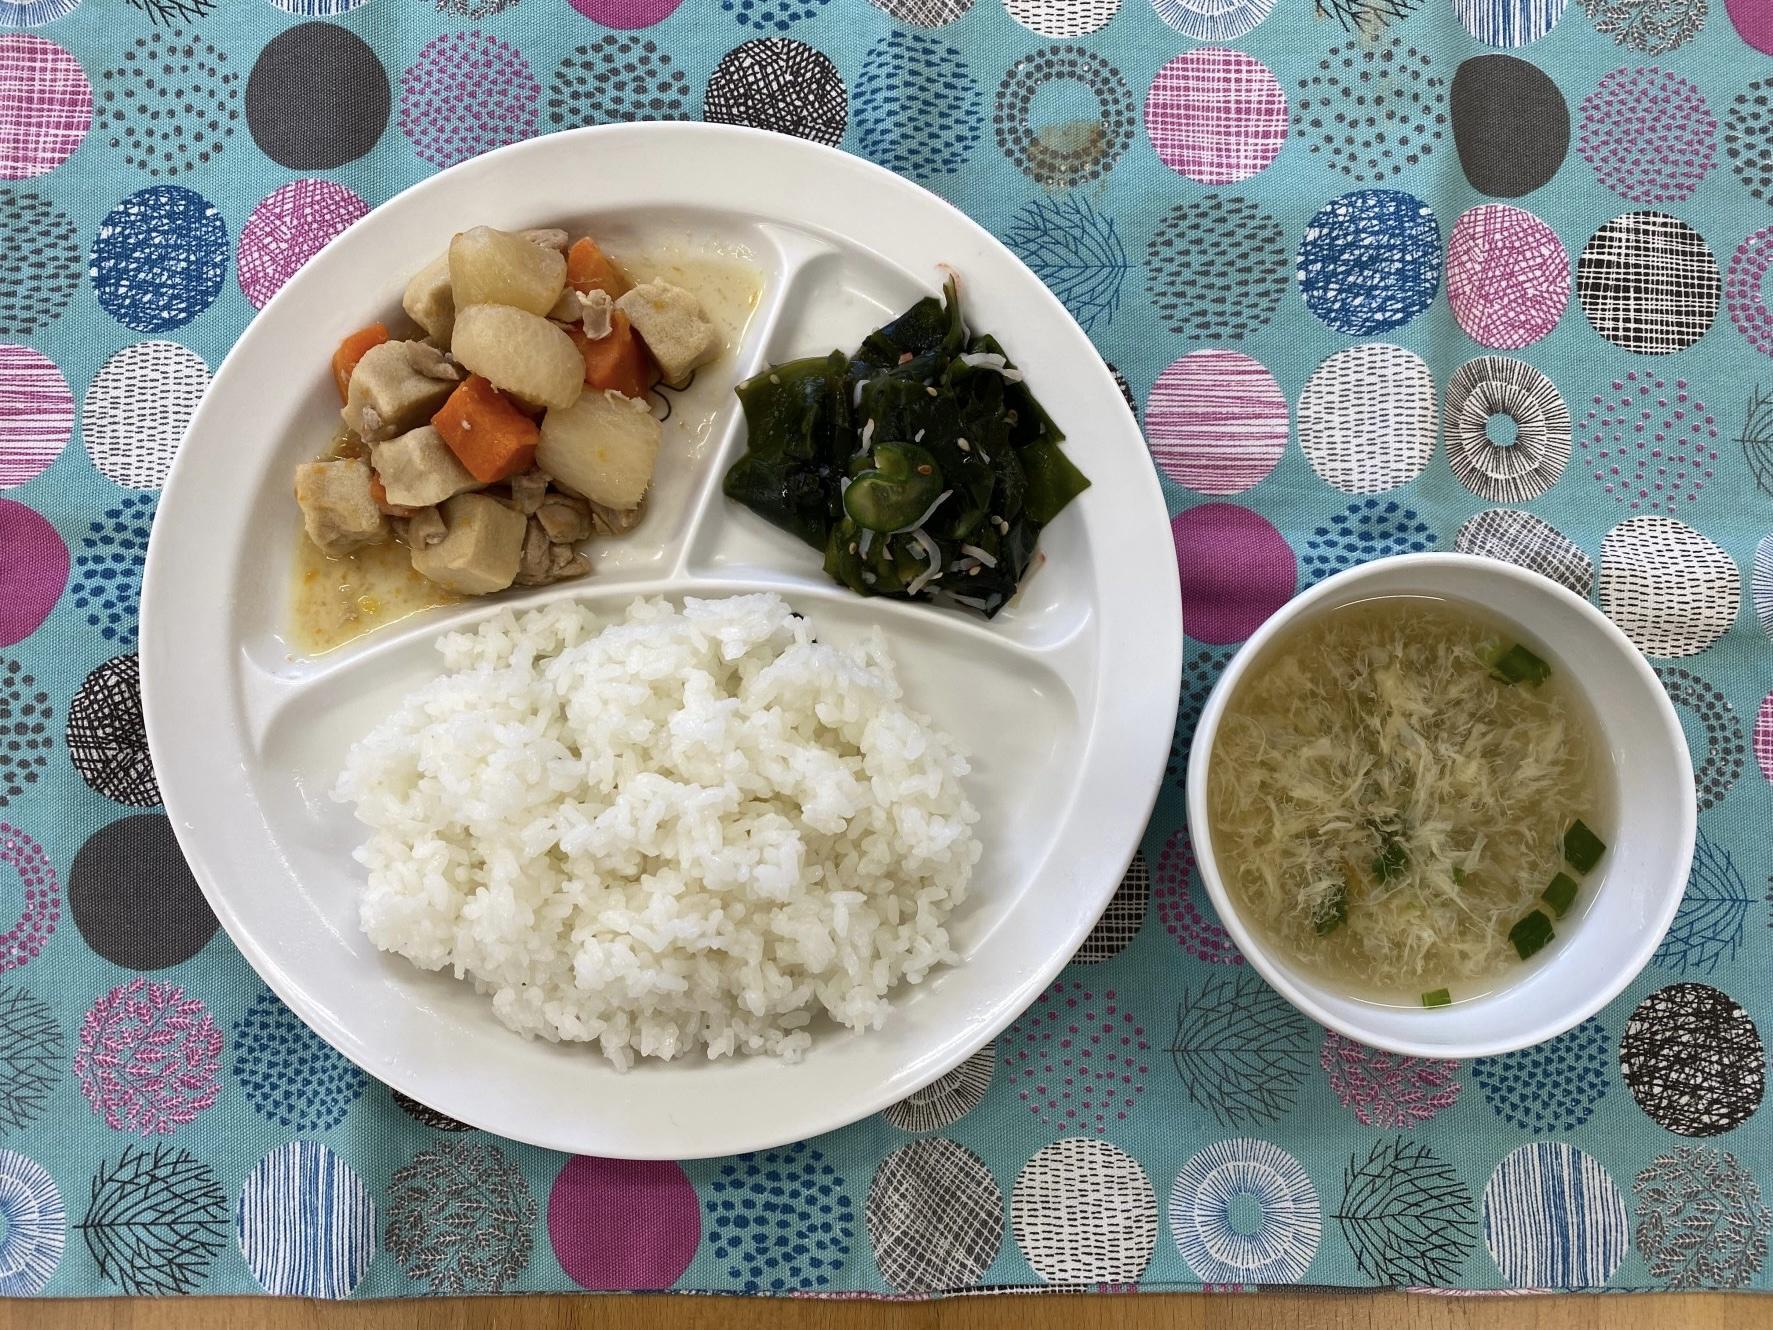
[566, 237, 630, 298]
[567, 310, 656, 400]
[431, 375, 539, 483]
[332, 323, 389, 402]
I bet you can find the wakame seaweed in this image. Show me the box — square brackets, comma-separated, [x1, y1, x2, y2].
[722, 277, 1089, 617]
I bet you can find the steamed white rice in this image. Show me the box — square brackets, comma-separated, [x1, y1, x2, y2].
[336, 592, 981, 1069]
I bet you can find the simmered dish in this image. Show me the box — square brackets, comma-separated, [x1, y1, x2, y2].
[1206, 597, 1610, 1007]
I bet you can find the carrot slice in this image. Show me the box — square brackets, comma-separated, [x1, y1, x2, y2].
[368, 473, 414, 518]
[566, 237, 630, 298]
[431, 375, 540, 483]
[567, 309, 657, 400]
[332, 323, 390, 402]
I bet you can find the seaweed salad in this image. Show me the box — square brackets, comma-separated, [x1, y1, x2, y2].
[722, 277, 1089, 617]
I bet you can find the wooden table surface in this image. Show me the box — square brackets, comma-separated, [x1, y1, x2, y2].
[6, 1292, 1758, 1329]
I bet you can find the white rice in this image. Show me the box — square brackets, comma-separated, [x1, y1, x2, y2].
[336, 592, 981, 1069]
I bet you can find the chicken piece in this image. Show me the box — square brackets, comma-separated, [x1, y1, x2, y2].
[294, 459, 385, 556]
[615, 281, 717, 387]
[590, 499, 644, 537]
[405, 505, 446, 549]
[535, 491, 594, 543]
[508, 468, 551, 515]
[536, 389, 660, 510]
[578, 289, 615, 341]
[402, 254, 455, 344]
[523, 228, 569, 253]
[343, 341, 457, 442]
[409, 492, 526, 594]
[369, 426, 481, 509]
[513, 517, 590, 586]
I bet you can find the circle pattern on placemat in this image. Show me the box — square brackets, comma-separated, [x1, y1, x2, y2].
[1654, 829, 1750, 976]
[237, 180, 368, 310]
[549, 1157, 698, 1290]
[1153, 828, 1241, 964]
[993, 44, 1134, 188]
[0, 658, 52, 808]
[1450, 56, 1570, 198]
[99, 33, 237, 178]
[0, 192, 76, 336]
[1726, 227, 1773, 358]
[1004, 195, 1127, 336]
[1173, 503, 1295, 644]
[567, 0, 683, 22]
[1167, 648, 1234, 790]
[1455, 508, 1594, 595]
[90, 186, 227, 334]
[1170, 1138, 1320, 1284]
[66, 655, 157, 807]
[1146, 48, 1286, 186]
[1012, 1138, 1156, 1283]
[1583, 0, 1705, 54]
[0, 0, 81, 26]
[1578, 371, 1718, 514]
[1577, 66, 1714, 205]
[1298, 190, 1440, 336]
[1147, 198, 1288, 340]
[724, 0, 829, 30]
[1621, 983, 1765, 1137]
[1454, 0, 1568, 45]
[1484, 1142, 1627, 1288]
[391, 1088, 471, 1131]
[1336, 1139, 1477, 1287]
[1171, 971, 1315, 1128]
[867, 1138, 1003, 1291]
[1073, 855, 1149, 963]
[1145, 350, 1286, 496]
[1598, 515, 1737, 657]
[237, 1141, 376, 1298]
[80, 1144, 229, 1296]
[1153, 0, 1274, 40]
[1656, 668, 1744, 812]
[0, 986, 60, 1134]
[1004, 979, 1149, 1134]
[1293, 41, 1446, 182]
[1755, 533, 1773, 640]
[1300, 498, 1435, 585]
[1634, 1147, 1771, 1289]
[247, 23, 389, 171]
[870, 0, 972, 22]
[82, 341, 208, 490]
[402, 32, 538, 170]
[0, 343, 70, 488]
[704, 39, 847, 147]
[231, 988, 364, 1132]
[883, 1042, 995, 1131]
[75, 978, 221, 1135]
[1298, 343, 1436, 494]
[547, 37, 690, 129]
[1471, 1017, 1611, 1130]
[1757, 694, 1773, 783]
[1726, 82, 1773, 204]
[1006, 0, 1119, 34]
[1578, 212, 1719, 356]
[1320, 1030, 1460, 1128]
[854, 32, 979, 178]
[0, 36, 90, 180]
[0, 1150, 62, 1296]
[1445, 355, 1571, 503]
[70, 493, 153, 646]
[702, 1142, 852, 1291]
[387, 1138, 536, 1294]
[1446, 204, 1569, 349]
[68, 813, 218, 969]
[0, 823, 55, 973]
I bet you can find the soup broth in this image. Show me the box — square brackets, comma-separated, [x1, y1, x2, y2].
[1205, 596, 1611, 1005]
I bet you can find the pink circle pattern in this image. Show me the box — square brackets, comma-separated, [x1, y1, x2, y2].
[1445, 205, 1570, 350]
[567, 0, 686, 21]
[1004, 980, 1150, 1134]
[400, 33, 540, 170]
[1577, 67, 1716, 205]
[237, 180, 369, 310]
[0, 823, 56, 973]
[1145, 351, 1288, 496]
[74, 978, 222, 1136]
[1725, 225, 1773, 357]
[548, 1156, 700, 1290]
[1755, 693, 1773, 784]
[1578, 371, 1719, 513]
[0, 344, 72, 488]
[1727, 0, 1773, 54]
[1145, 48, 1287, 186]
[1173, 503, 1295, 645]
[0, 500, 67, 648]
[0, 36, 92, 181]
[1153, 829, 1242, 965]
[1320, 1030, 1461, 1128]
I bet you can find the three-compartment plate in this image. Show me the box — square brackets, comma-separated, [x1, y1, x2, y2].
[141, 124, 1181, 1158]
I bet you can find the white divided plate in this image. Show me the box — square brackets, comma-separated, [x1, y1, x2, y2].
[141, 124, 1181, 1158]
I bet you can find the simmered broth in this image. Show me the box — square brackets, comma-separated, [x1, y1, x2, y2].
[1205, 596, 1611, 1005]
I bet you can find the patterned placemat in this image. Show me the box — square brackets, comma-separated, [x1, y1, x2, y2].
[1, 0, 1771, 1301]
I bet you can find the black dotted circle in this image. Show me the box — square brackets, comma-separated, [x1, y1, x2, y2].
[246, 23, 391, 171]
[549, 37, 690, 130]
[1726, 82, 1773, 205]
[703, 39, 848, 147]
[66, 655, 159, 809]
[993, 44, 1134, 188]
[1294, 40, 1446, 181]
[1146, 198, 1289, 340]
[0, 192, 79, 337]
[1622, 983, 1765, 1137]
[0, 661, 53, 811]
[100, 33, 238, 178]
[392, 1087, 473, 1131]
[1655, 667, 1744, 811]
[723, 0, 831, 29]
[1167, 646, 1235, 788]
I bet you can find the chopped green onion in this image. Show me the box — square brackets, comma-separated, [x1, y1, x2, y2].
[1542, 872, 1579, 919]
[1509, 909, 1555, 960]
[1421, 988, 1452, 1008]
[1315, 881, 1349, 937]
[1372, 839, 1408, 883]
[1564, 820, 1606, 874]
[1489, 642, 1552, 686]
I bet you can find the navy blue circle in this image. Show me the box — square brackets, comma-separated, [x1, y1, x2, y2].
[70, 494, 154, 646]
[854, 32, 979, 178]
[1298, 188, 1441, 336]
[1300, 498, 1435, 585]
[90, 186, 227, 334]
